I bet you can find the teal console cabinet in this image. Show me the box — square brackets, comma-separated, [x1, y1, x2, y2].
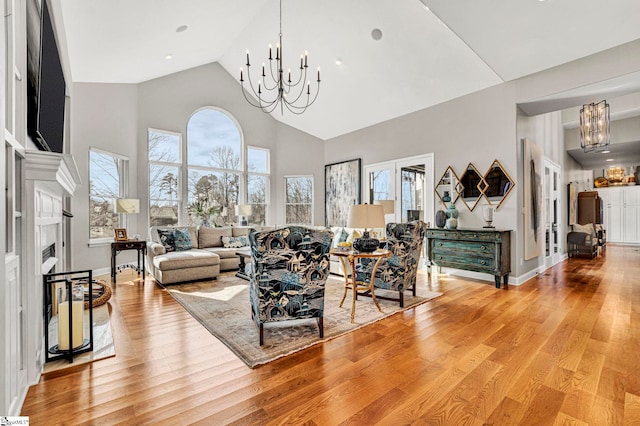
[426, 228, 511, 289]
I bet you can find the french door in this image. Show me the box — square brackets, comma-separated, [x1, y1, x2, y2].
[364, 154, 434, 227]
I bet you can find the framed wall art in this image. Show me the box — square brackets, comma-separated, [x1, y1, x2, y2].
[325, 158, 361, 227]
[523, 138, 543, 260]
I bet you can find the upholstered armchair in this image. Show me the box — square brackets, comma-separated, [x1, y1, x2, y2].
[355, 221, 427, 307]
[248, 226, 333, 346]
[567, 222, 599, 259]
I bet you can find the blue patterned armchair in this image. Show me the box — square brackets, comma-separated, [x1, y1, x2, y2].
[248, 226, 333, 346]
[355, 221, 426, 307]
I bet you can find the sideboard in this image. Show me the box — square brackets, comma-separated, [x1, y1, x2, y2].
[426, 228, 512, 288]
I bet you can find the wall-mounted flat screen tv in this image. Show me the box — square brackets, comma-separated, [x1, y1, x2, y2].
[27, 0, 66, 154]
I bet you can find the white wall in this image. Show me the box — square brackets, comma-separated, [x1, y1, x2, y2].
[69, 83, 139, 271]
[324, 39, 640, 281]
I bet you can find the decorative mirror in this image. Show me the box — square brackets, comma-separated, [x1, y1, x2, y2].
[483, 159, 515, 209]
[435, 166, 459, 208]
[457, 163, 487, 211]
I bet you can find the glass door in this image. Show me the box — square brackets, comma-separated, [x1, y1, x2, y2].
[364, 154, 434, 227]
[544, 159, 561, 268]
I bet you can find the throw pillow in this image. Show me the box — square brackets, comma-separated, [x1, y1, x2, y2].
[573, 223, 594, 235]
[221, 235, 250, 248]
[157, 228, 176, 253]
[173, 227, 193, 251]
[339, 228, 349, 243]
[346, 229, 362, 243]
[331, 227, 344, 248]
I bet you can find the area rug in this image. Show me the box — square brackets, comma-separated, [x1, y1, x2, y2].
[163, 274, 442, 368]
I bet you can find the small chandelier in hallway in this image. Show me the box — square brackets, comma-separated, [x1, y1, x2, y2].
[239, 0, 321, 115]
[579, 100, 610, 153]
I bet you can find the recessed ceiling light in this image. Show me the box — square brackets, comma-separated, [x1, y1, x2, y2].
[335, 58, 342, 65]
[606, 158, 614, 161]
[601, 150, 611, 154]
[371, 28, 383, 41]
[165, 54, 173, 60]
[176, 25, 188, 33]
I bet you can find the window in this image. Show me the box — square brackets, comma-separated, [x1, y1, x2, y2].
[148, 129, 181, 226]
[148, 109, 270, 227]
[285, 176, 313, 225]
[187, 109, 241, 226]
[89, 148, 128, 240]
[247, 147, 269, 225]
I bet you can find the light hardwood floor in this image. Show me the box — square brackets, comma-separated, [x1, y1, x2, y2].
[21, 244, 640, 425]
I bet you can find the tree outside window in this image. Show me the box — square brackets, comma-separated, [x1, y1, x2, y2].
[89, 149, 126, 239]
[148, 129, 181, 226]
[285, 176, 313, 225]
[247, 147, 269, 225]
[187, 108, 241, 225]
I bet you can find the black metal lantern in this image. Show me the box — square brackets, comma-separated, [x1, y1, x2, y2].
[43, 270, 94, 363]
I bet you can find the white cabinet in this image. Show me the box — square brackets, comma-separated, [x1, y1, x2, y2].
[600, 186, 640, 243]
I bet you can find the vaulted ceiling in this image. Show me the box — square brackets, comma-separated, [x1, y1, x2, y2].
[56, 0, 640, 141]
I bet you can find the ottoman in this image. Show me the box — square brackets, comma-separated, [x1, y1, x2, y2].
[152, 249, 220, 284]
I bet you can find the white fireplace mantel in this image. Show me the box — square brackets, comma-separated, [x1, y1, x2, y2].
[23, 150, 81, 388]
[25, 150, 82, 196]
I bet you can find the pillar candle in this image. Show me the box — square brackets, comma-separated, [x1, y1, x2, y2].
[58, 300, 84, 350]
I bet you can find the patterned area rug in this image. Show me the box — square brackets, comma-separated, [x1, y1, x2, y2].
[163, 273, 442, 368]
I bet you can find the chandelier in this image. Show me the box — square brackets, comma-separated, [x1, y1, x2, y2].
[239, 0, 321, 115]
[579, 100, 610, 153]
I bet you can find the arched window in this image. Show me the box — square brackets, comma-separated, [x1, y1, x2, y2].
[186, 108, 242, 226]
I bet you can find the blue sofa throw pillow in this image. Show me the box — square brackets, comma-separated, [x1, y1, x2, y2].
[173, 227, 193, 251]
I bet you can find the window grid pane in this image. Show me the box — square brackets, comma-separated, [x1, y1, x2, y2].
[89, 150, 123, 239]
[285, 176, 313, 225]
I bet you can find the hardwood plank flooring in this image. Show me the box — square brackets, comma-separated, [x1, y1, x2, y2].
[21, 244, 640, 425]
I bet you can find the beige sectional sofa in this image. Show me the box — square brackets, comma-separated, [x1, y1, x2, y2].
[147, 225, 267, 285]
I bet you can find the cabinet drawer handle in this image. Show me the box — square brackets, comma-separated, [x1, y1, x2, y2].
[481, 260, 486, 265]
[473, 234, 478, 238]
[481, 245, 486, 250]
[438, 242, 443, 246]
[437, 255, 443, 260]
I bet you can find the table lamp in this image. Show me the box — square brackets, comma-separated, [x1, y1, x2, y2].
[235, 204, 252, 226]
[347, 204, 385, 252]
[115, 198, 140, 239]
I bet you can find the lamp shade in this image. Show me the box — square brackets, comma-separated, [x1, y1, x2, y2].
[115, 198, 140, 214]
[235, 204, 252, 216]
[347, 204, 385, 229]
[374, 199, 395, 214]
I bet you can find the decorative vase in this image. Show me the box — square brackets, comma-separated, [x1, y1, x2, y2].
[442, 191, 451, 202]
[352, 230, 380, 252]
[435, 210, 447, 228]
[445, 203, 458, 229]
[483, 206, 495, 228]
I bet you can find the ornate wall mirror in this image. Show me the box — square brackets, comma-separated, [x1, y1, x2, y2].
[457, 163, 486, 211]
[435, 166, 459, 208]
[483, 159, 515, 209]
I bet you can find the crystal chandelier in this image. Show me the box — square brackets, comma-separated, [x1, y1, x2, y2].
[579, 100, 610, 153]
[239, 0, 321, 115]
